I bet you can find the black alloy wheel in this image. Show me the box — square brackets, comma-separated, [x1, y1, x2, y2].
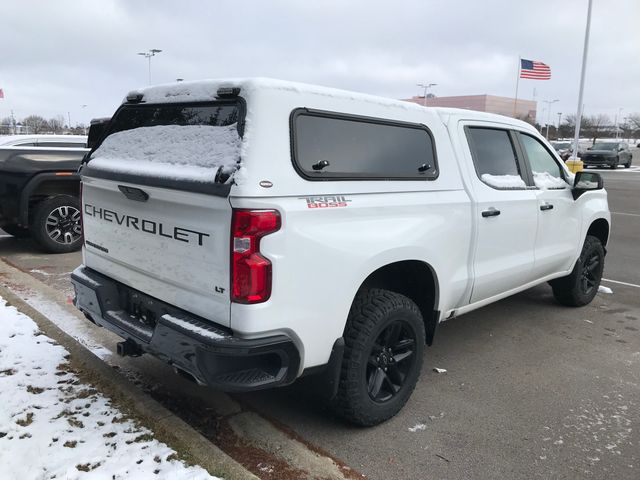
[366, 320, 417, 403]
[579, 251, 600, 297]
[333, 289, 425, 426]
[550, 235, 605, 307]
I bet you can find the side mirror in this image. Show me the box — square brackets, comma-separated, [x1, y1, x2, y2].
[87, 117, 111, 150]
[572, 171, 603, 200]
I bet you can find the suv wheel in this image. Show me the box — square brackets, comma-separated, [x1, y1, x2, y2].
[2, 224, 30, 238]
[550, 235, 604, 307]
[333, 288, 425, 426]
[609, 157, 619, 169]
[30, 195, 83, 253]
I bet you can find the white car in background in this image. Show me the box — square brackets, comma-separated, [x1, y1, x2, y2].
[0, 134, 87, 148]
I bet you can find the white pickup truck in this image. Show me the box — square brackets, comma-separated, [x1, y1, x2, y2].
[71, 78, 610, 426]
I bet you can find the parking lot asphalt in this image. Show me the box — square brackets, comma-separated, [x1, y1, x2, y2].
[1, 151, 638, 479]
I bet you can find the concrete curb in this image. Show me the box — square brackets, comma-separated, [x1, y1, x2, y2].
[0, 282, 258, 480]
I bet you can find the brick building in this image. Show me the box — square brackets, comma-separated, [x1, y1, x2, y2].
[404, 94, 537, 122]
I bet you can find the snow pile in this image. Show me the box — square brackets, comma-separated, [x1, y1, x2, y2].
[598, 285, 613, 294]
[0, 297, 218, 479]
[481, 174, 526, 189]
[90, 124, 241, 183]
[533, 171, 569, 189]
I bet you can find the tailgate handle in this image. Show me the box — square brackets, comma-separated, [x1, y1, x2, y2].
[118, 185, 149, 202]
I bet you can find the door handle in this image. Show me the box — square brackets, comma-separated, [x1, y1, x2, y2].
[481, 208, 501, 218]
[540, 203, 554, 211]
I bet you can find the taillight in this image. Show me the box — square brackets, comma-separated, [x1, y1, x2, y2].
[231, 209, 281, 304]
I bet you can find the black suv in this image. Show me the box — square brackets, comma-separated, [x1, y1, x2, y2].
[582, 142, 633, 169]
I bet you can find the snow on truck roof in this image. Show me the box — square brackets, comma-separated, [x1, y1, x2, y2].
[127, 77, 533, 130]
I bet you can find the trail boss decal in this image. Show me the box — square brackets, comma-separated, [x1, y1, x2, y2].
[84, 203, 210, 246]
[299, 195, 351, 209]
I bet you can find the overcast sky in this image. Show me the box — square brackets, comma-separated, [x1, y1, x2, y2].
[1, 0, 638, 127]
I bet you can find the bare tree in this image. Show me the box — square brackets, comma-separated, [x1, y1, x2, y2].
[48, 115, 65, 134]
[22, 115, 48, 134]
[0, 116, 15, 135]
[585, 114, 610, 144]
[627, 113, 640, 134]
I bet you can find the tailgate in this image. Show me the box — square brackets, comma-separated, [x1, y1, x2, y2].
[81, 175, 232, 327]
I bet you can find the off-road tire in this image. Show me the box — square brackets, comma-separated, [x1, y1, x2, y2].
[2, 224, 30, 238]
[30, 195, 83, 254]
[550, 235, 605, 307]
[332, 288, 425, 426]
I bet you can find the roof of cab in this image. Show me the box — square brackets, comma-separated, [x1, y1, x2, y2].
[129, 77, 534, 131]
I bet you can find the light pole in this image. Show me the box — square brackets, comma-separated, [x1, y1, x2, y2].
[137, 49, 162, 84]
[557, 112, 562, 138]
[417, 83, 437, 106]
[614, 107, 623, 139]
[543, 99, 559, 139]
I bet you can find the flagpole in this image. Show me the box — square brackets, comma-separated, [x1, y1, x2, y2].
[513, 56, 521, 118]
[571, 0, 593, 161]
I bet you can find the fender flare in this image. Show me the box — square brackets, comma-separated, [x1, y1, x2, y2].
[18, 172, 80, 225]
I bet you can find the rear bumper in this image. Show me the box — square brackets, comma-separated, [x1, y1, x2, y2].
[70, 266, 300, 391]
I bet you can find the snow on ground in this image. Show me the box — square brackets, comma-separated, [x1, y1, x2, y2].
[89, 124, 240, 183]
[0, 297, 219, 480]
[598, 285, 613, 294]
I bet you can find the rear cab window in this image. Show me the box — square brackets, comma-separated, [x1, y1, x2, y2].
[291, 109, 438, 180]
[465, 127, 527, 190]
[84, 100, 245, 194]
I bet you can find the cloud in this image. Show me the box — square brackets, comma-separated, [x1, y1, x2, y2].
[0, 0, 637, 126]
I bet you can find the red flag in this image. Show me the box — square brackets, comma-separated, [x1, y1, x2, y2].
[0, 89, 4, 99]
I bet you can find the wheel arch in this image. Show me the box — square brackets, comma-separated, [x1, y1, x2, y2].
[356, 260, 440, 345]
[19, 172, 80, 226]
[586, 217, 610, 248]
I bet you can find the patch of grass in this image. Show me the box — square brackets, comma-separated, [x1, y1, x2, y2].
[0, 369, 15, 376]
[15, 412, 34, 427]
[76, 462, 100, 472]
[75, 388, 97, 399]
[63, 440, 77, 448]
[166, 453, 178, 462]
[67, 418, 84, 429]
[26, 385, 44, 394]
[0, 432, 7, 438]
[103, 432, 116, 438]
[19, 433, 32, 439]
[126, 433, 154, 445]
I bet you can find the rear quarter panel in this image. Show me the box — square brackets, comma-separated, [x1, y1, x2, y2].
[230, 90, 473, 370]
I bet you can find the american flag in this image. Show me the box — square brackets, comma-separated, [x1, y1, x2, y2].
[520, 59, 551, 80]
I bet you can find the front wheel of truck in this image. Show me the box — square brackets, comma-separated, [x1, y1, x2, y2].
[333, 288, 425, 426]
[30, 195, 83, 254]
[550, 235, 605, 307]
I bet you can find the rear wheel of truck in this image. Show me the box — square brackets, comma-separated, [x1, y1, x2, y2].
[550, 235, 605, 307]
[30, 195, 83, 254]
[2, 224, 30, 238]
[333, 288, 425, 426]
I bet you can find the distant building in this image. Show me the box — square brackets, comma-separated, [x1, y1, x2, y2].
[403, 94, 537, 122]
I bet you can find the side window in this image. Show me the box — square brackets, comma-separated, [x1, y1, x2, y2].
[466, 127, 525, 189]
[519, 134, 567, 189]
[291, 110, 437, 180]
